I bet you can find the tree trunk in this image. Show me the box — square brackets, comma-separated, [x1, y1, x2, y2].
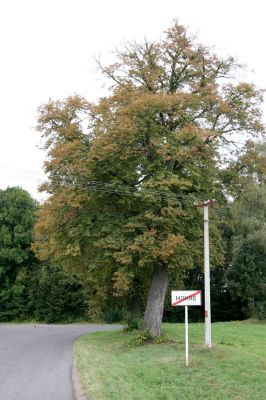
[141, 263, 169, 337]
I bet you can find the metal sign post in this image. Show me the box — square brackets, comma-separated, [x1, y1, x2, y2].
[185, 305, 188, 366]
[171, 290, 202, 366]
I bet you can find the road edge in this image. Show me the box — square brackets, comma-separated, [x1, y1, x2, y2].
[72, 358, 86, 400]
[71, 325, 123, 400]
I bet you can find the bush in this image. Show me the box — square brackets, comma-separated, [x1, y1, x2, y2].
[101, 307, 126, 323]
[0, 286, 28, 321]
[30, 265, 87, 323]
[125, 318, 143, 331]
[135, 329, 154, 345]
[0, 264, 88, 323]
[255, 302, 266, 320]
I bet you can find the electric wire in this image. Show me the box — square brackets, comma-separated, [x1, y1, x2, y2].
[0, 166, 210, 203]
[2, 167, 264, 221]
[48, 177, 201, 201]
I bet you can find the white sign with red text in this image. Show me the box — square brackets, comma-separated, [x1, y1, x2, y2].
[171, 290, 202, 307]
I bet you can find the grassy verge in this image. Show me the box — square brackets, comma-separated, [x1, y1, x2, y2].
[74, 321, 266, 400]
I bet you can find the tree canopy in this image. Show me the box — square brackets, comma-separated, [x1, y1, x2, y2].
[0, 187, 87, 322]
[227, 184, 266, 318]
[0, 187, 37, 287]
[33, 22, 264, 336]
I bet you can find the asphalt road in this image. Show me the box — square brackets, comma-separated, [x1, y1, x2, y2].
[0, 324, 121, 400]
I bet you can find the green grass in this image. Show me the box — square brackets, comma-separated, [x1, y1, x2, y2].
[74, 321, 266, 400]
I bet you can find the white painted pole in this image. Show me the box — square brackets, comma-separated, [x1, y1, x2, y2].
[204, 203, 212, 349]
[185, 305, 188, 366]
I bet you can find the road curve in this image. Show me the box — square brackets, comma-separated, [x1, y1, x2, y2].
[0, 324, 121, 400]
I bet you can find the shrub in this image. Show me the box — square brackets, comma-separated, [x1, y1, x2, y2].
[0, 264, 87, 323]
[101, 307, 126, 323]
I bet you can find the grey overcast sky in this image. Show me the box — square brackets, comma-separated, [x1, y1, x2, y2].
[0, 0, 265, 200]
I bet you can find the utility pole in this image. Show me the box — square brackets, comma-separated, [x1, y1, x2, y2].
[196, 199, 215, 349]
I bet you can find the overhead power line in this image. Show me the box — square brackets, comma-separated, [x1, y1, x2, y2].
[0, 167, 218, 209]
[48, 177, 207, 204]
[0, 167, 206, 203]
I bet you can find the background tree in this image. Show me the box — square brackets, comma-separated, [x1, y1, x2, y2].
[0, 187, 37, 287]
[226, 184, 266, 319]
[221, 140, 266, 199]
[0, 187, 87, 322]
[34, 22, 264, 336]
[0, 186, 37, 321]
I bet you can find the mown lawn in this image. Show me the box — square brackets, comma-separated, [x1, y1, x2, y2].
[74, 321, 266, 400]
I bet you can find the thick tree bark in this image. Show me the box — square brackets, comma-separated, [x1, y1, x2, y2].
[141, 263, 169, 337]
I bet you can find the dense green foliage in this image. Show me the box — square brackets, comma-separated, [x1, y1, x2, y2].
[0, 187, 87, 322]
[0, 264, 87, 322]
[227, 185, 266, 319]
[0, 187, 37, 287]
